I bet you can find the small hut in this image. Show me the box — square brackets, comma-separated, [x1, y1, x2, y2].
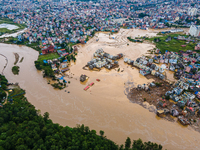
[80, 74, 87, 82]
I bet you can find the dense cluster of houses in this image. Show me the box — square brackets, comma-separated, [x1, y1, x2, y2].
[152, 51, 200, 86]
[1, 0, 200, 46]
[43, 57, 69, 73]
[41, 45, 77, 73]
[86, 49, 123, 70]
[124, 49, 200, 125]
[124, 56, 166, 80]
[153, 51, 200, 124]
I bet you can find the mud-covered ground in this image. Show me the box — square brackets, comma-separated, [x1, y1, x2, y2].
[126, 74, 200, 129]
[126, 74, 176, 122]
[128, 75, 172, 106]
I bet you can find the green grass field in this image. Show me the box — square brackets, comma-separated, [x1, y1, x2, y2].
[0, 28, 11, 33]
[147, 34, 196, 53]
[38, 53, 60, 61]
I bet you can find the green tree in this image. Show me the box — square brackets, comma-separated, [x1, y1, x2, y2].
[119, 144, 124, 150]
[0, 90, 6, 100]
[43, 67, 54, 77]
[138, 13, 148, 18]
[1, 84, 7, 90]
[125, 137, 131, 149]
[43, 112, 49, 122]
[34, 60, 42, 70]
[132, 138, 143, 149]
[100, 130, 104, 137]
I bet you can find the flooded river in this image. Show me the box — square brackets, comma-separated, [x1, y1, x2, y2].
[0, 29, 199, 150]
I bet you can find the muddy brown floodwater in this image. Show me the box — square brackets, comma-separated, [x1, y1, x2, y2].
[0, 29, 199, 150]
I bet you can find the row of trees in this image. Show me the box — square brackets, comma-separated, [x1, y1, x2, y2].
[0, 75, 8, 101]
[0, 75, 163, 150]
[34, 61, 55, 78]
[127, 37, 143, 43]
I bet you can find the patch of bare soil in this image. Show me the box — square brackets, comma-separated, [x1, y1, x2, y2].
[128, 75, 171, 103]
[127, 74, 176, 120]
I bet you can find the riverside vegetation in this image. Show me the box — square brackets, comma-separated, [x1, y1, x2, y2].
[0, 74, 163, 150]
[11, 66, 20, 75]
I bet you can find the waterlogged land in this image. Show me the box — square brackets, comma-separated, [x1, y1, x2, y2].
[1, 29, 200, 150]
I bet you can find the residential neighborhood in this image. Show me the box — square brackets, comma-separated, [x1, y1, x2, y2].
[1, 0, 200, 44]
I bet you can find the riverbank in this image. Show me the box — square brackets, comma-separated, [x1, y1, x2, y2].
[0, 28, 200, 150]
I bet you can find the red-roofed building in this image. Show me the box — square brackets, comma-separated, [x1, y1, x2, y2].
[63, 53, 69, 56]
[182, 53, 189, 57]
[42, 45, 55, 55]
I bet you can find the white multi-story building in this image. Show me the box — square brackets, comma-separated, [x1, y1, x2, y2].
[188, 8, 197, 16]
[189, 25, 200, 37]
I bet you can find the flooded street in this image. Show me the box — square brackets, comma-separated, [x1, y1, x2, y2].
[0, 29, 199, 150]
